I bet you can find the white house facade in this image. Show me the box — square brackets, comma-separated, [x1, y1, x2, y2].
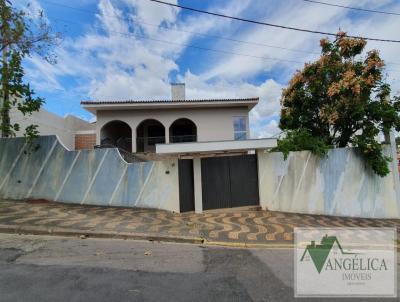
[82, 98, 257, 153]
[80, 83, 262, 154]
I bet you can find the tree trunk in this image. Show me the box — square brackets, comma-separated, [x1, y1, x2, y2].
[337, 129, 353, 148]
[1, 47, 10, 138]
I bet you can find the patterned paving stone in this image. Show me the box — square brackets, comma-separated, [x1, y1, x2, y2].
[0, 199, 399, 245]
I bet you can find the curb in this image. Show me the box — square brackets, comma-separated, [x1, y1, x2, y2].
[0, 224, 204, 245]
[2, 224, 396, 250]
[0, 224, 296, 248]
[204, 240, 294, 249]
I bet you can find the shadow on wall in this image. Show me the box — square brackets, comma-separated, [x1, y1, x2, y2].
[258, 147, 400, 219]
[0, 136, 179, 212]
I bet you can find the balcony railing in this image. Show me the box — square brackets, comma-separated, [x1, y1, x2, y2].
[136, 136, 166, 146]
[97, 137, 132, 153]
[136, 135, 197, 153]
[136, 135, 197, 146]
[170, 134, 197, 143]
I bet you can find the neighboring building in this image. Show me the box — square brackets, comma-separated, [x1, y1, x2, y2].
[81, 83, 260, 154]
[9, 107, 94, 150]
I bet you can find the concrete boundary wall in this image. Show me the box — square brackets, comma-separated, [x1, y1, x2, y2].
[257, 147, 400, 219]
[0, 136, 179, 212]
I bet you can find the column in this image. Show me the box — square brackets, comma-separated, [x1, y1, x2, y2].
[193, 157, 203, 213]
[131, 129, 137, 153]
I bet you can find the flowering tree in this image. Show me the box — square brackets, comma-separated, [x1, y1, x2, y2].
[276, 32, 400, 176]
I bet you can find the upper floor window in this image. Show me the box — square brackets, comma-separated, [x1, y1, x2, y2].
[233, 116, 248, 140]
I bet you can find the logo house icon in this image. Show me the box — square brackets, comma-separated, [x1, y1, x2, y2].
[300, 234, 357, 273]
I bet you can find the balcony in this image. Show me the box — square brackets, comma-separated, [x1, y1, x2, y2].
[136, 135, 197, 153]
[170, 134, 197, 143]
[136, 136, 166, 153]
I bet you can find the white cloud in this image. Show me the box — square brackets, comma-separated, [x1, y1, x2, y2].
[24, 0, 400, 134]
[254, 119, 280, 139]
[176, 71, 283, 137]
[26, 0, 254, 101]
[123, 0, 179, 34]
[23, 0, 48, 21]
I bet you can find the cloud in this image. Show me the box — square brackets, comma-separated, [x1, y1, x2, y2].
[176, 71, 283, 137]
[123, 0, 179, 34]
[23, 0, 400, 134]
[253, 119, 280, 138]
[26, 0, 254, 100]
[22, 0, 48, 22]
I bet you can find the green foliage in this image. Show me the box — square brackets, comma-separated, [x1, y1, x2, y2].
[0, 0, 59, 140]
[273, 129, 330, 160]
[276, 32, 400, 177]
[353, 131, 391, 177]
[23, 124, 40, 152]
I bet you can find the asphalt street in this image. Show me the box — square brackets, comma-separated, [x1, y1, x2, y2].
[0, 234, 398, 302]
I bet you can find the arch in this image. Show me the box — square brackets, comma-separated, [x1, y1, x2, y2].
[100, 120, 132, 152]
[169, 118, 197, 143]
[136, 119, 166, 153]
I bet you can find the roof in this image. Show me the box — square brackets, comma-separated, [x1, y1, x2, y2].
[81, 98, 259, 113]
[81, 98, 259, 105]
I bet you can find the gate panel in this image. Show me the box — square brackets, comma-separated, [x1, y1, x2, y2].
[178, 159, 195, 212]
[201, 155, 259, 210]
[229, 155, 259, 207]
[201, 157, 231, 210]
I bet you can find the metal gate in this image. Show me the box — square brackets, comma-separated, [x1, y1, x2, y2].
[178, 159, 195, 212]
[201, 155, 259, 210]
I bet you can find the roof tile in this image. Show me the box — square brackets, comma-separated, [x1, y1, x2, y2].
[81, 98, 259, 105]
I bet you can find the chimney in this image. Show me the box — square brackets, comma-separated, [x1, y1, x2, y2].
[171, 83, 185, 100]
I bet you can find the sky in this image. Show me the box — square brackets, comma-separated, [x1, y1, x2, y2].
[15, 0, 400, 138]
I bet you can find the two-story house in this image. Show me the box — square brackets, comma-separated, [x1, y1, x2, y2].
[80, 83, 274, 157]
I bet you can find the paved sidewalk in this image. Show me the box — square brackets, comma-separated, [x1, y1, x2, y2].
[0, 199, 399, 247]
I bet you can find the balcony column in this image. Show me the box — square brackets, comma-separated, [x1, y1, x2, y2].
[164, 120, 170, 144]
[131, 126, 137, 153]
[165, 131, 170, 144]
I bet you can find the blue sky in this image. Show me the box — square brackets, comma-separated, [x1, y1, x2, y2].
[18, 0, 400, 137]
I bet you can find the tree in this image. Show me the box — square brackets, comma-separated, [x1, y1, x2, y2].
[0, 0, 59, 141]
[276, 32, 400, 177]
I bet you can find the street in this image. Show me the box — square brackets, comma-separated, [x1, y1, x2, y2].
[0, 234, 398, 302]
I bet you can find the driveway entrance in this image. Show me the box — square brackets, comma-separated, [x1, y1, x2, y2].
[201, 155, 259, 210]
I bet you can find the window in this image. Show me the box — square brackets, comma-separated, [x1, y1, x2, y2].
[233, 116, 248, 140]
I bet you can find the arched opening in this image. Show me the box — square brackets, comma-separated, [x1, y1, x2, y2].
[100, 120, 132, 152]
[169, 118, 197, 143]
[136, 119, 165, 153]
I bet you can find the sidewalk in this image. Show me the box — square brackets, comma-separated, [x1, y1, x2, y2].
[0, 199, 399, 247]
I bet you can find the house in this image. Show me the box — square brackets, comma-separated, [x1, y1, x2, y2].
[78, 84, 279, 212]
[9, 106, 94, 150]
[6, 84, 277, 213]
[80, 83, 275, 157]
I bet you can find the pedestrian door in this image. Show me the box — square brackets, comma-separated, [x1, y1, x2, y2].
[178, 159, 195, 212]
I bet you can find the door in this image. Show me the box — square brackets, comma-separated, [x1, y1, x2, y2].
[201, 156, 231, 210]
[178, 159, 195, 212]
[201, 155, 259, 210]
[229, 155, 259, 207]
